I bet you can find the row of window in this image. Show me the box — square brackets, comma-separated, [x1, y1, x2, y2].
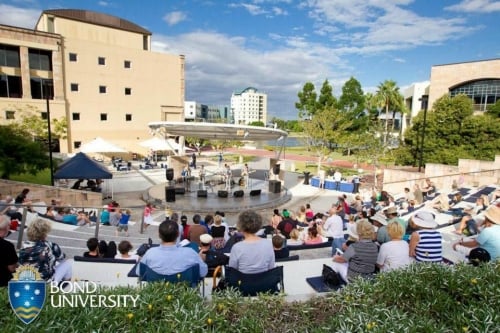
[68, 53, 131, 69]
[0, 75, 53, 99]
[70, 84, 132, 95]
[0, 44, 52, 71]
[4, 110, 133, 122]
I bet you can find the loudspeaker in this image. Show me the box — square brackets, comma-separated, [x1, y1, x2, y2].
[175, 187, 185, 195]
[269, 180, 281, 193]
[233, 190, 244, 198]
[273, 164, 280, 175]
[250, 189, 261, 197]
[197, 190, 207, 198]
[166, 168, 174, 181]
[218, 190, 228, 198]
[165, 186, 176, 202]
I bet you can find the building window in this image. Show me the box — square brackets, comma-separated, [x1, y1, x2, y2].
[125, 87, 131, 95]
[5, 110, 15, 119]
[99, 85, 107, 94]
[124, 60, 131, 68]
[28, 48, 52, 71]
[98, 57, 106, 65]
[450, 79, 500, 112]
[72, 113, 80, 121]
[125, 114, 132, 121]
[74, 141, 81, 149]
[0, 44, 20, 67]
[30, 78, 53, 100]
[100, 113, 107, 121]
[69, 53, 77, 62]
[0, 75, 22, 98]
[70, 83, 79, 92]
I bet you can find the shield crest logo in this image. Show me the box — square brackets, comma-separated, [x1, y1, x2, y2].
[8, 265, 46, 325]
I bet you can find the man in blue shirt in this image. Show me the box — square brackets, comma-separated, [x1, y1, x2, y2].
[137, 220, 208, 277]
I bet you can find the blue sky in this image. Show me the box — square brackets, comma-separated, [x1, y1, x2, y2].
[1, 0, 499, 120]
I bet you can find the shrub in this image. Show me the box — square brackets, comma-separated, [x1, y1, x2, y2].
[1, 262, 498, 332]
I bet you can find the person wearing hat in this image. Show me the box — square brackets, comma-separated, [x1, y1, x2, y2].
[277, 209, 297, 239]
[371, 213, 390, 244]
[198, 233, 214, 261]
[409, 211, 442, 262]
[385, 206, 408, 233]
[452, 205, 500, 261]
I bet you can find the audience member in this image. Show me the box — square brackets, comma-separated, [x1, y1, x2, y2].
[181, 215, 190, 240]
[115, 240, 139, 261]
[188, 214, 208, 247]
[304, 223, 323, 245]
[137, 220, 207, 277]
[371, 213, 389, 244]
[413, 184, 424, 205]
[18, 218, 72, 283]
[277, 209, 297, 239]
[229, 210, 275, 274]
[272, 235, 290, 259]
[305, 203, 314, 222]
[143, 202, 154, 230]
[409, 211, 442, 262]
[376, 222, 411, 272]
[0, 215, 18, 287]
[454, 196, 488, 235]
[83, 237, 101, 258]
[331, 219, 379, 283]
[385, 206, 408, 232]
[287, 228, 304, 246]
[322, 207, 344, 255]
[211, 214, 227, 250]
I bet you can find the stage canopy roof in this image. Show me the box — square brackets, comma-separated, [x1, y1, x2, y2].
[147, 122, 288, 142]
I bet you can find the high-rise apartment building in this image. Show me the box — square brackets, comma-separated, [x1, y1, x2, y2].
[0, 9, 185, 154]
[230, 87, 267, 125]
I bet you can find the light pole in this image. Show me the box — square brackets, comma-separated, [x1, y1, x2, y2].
[45, 81, 54, 186]
[418, 107, 428, 172]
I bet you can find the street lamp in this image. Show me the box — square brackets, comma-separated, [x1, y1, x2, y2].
[44, 81, 54, 186]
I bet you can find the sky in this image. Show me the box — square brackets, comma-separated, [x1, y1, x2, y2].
[1, 0, 499, 120]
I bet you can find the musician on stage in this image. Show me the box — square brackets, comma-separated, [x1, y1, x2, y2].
[181, 164, 192, 192]
[225, 164, 232, 191]
[199, 165, 206, 190]
[242, 163, 250, 189]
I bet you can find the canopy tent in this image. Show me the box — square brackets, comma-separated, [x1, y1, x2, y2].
[54, 152, 114, 198]
[79, 137, 127, 153]
[139, 137, 182, 151]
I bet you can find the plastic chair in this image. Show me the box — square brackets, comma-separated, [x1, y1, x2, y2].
[138, 263, 203, 293]
[224, 266, 284, 296]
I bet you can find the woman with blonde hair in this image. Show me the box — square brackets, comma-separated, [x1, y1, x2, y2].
[211, 214, 227, 250]
[287, 228, 303, 246]
[18, 218, 72, 283]
[331, 219, 378, 283]
[376, 221, 411, 272]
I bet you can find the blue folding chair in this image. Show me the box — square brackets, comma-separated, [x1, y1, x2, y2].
[224, 266, 284, 296]
[138, 263, 204, 294]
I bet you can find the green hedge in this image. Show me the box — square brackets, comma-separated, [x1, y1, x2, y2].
[1, 262, 498, 332]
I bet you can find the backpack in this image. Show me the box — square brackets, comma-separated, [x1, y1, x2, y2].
[322, 264, 342, 288]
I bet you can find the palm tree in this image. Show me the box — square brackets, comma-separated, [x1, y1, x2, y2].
[375, 80, 403, 144]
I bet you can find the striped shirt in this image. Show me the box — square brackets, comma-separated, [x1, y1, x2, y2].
[344, 240, 379, 282]
[415, 230, 442, 262]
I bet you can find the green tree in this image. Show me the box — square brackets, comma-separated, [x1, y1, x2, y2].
[338, 77, 367, 132]
[295, 82, 317, 119]
[0, 126, 50, 179]
[374, 80, 403, 144]
[486, 100, 500, 118]
[317, 79, 337, 109]
[248, 121, 265, 127]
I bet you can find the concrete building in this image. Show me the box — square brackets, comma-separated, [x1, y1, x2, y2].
[402, 81, 429, 132]
[0, 9, 185, 154]
[231, 87, 267, 125]
[428, 58, 500, 112]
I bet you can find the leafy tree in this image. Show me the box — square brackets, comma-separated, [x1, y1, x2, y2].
[0, 126, 50, 179]
[285, 120, 302, 132]
[395, 94, 500, 165]
[270, 117, 286, 130]
[338, 77, 367, 132]
[374, 80, 403, 144]
[248, 121, 265, 127]
[295, 82, 317, 119]
[317, 79, 337, 109]
[486, 100, 500, 118]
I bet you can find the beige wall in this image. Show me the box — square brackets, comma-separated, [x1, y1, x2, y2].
[428, 59, 500, 110]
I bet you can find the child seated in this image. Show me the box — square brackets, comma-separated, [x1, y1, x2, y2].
[83, 237, 101, 258]
[114, 240, 139, 261]
[272, 235, 289, 259]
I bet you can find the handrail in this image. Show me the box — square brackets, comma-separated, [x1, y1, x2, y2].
[383, 168, 500, 186]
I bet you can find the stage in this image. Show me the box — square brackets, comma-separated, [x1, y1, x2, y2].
[147, 170, 292, 213]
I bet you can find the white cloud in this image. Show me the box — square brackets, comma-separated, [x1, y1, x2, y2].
[162, 11, 187, 26]
[0, 4, 40, 29]
[98, 1, 109, 7]
[393, 57, 405, 63]
[445, 0, 500, 13]
[272, 6, 288, 16]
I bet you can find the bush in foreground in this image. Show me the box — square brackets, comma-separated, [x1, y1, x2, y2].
[0, 262, 498, 332]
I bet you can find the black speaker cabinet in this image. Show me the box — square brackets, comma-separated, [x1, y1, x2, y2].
[233, 190, 244, 198]
[218, 190, 228, 198]
[175, 187, 185, 195]
[272, 164, 280, 175]
[269, 180, 281, 193]
[165, 186, 176, 202]
[166, 168, 174, 181]
[197, 190, 207, 198]
[250, 189, 261, 197]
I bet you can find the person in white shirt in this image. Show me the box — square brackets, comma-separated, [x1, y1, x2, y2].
[376, 222, 411, 272]
[321, 207, 344, 255]
[115, 240, 139, 261]
[333, 170, 342, 190]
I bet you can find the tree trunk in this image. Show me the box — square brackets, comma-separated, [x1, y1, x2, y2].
[384, 99, 389, 144]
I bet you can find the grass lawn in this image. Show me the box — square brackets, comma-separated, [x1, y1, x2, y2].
[10, 169, 51, 185]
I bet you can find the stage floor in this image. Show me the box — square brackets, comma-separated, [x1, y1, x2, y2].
[147, 176, 291, 213]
